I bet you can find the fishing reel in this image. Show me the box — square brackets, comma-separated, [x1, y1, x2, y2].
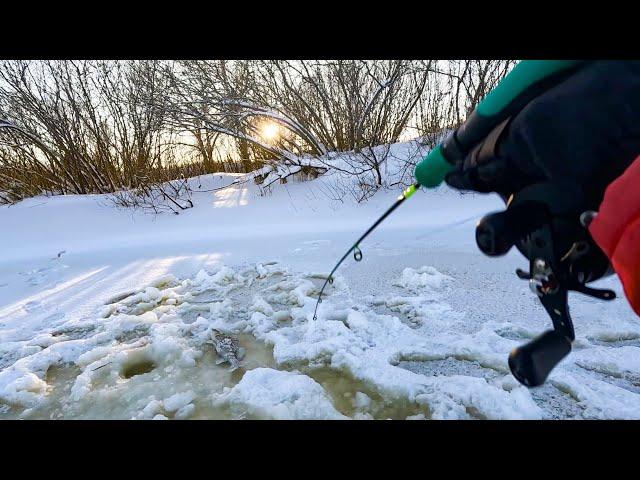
[474, 182, 615, 387]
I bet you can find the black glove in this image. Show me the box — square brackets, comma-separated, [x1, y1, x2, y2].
[444, 60, 640, 280]
[446, 61, 640, 203]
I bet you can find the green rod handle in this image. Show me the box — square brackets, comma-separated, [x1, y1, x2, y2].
[414, 60, 587, 189]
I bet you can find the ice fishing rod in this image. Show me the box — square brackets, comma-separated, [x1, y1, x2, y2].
[312, 183, 420, 321]
[313, 60, 598, 388]
[312, 63, 585, 322]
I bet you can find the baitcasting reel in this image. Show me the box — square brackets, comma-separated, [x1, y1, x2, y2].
[474, 183, 616, 387]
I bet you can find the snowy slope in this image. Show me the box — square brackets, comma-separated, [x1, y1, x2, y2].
[1, 140, 639, 420]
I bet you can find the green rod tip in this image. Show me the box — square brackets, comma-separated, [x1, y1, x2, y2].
[403, 184, 418, 199]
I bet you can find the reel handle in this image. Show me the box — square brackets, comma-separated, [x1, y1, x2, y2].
[475, 203, 548, 256]
[508, 330, 572, 387]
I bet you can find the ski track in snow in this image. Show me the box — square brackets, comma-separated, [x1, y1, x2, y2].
[1, 141, 640, 420]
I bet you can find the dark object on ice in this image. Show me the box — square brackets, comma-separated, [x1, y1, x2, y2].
[92, 361, 112, 372]
[508, 330, 572, 387]
[475, 188, 616, 387]
[209, 329, 245, 371]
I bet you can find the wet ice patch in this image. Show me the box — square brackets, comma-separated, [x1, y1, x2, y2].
[398, 357, 502, 381]
[265, 304, 540, 419]
[0, 265, 248, 416]
[238, 266, 542, 419]
[0, 259, 546, 420]
[3, 258, 638, 420]
[1, 261, 336, 419]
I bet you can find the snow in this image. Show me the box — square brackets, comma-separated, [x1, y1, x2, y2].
[163, 391, 196, 413]
[394, 266, 452, 294]
[212, 368, 346, 420]
[353, 391, 372, 409]
[1, 138, 639, 419]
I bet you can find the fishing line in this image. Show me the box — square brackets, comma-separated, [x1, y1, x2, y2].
[312, 183, 420, 321]
[414, 214, 481, 240]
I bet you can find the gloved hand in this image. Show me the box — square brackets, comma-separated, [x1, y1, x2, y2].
[444, 60, 640, 283]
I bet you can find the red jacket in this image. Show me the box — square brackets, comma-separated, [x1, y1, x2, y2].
[589, 156, 640, 316]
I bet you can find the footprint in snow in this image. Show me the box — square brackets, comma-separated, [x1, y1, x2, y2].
[42, 311, 65, 323]
[24, 300, 43, 312]
[20, 252, 69, 287]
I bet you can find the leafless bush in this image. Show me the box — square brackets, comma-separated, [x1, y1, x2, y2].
[108, 176, 194, 215]
[421, 60, 517, 130]
[0, 60, 195, 210]
[391, 60, 516, 185]
[0, 59, 516, 207]
[155, 60, 438, 195]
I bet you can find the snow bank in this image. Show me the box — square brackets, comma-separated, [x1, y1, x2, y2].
[213, 368, 346, 420]
[394, 266, 452, 294]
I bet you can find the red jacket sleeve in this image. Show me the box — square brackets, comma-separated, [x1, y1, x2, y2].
[589, 156, 640, 317]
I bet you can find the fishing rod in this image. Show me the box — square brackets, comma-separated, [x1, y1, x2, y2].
[311, 60, 594, 388]
[312, 182, 420, 321]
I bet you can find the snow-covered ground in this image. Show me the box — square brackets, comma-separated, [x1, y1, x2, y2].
[1, 140, 639, 420]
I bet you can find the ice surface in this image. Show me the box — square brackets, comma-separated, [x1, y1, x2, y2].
[1, 139, 639, 419]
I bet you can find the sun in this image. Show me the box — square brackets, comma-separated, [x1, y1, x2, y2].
[260, 122, 280, 142]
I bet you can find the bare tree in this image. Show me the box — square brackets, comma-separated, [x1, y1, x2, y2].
[1, 59, 517, 207]
[0, 60, 193, 211]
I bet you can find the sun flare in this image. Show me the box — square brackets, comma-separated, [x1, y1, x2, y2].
[260, 122, 280, 141]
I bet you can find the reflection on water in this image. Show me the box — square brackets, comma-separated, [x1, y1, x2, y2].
[307, 367, 430, 420]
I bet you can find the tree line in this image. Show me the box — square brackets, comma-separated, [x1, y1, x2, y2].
[0, 60, 515, 211]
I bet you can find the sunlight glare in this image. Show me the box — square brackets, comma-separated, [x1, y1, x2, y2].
[260, 122, 280, 141]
